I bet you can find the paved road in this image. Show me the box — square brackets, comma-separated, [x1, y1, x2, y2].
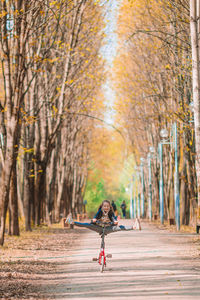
[47, 220, 200, 299]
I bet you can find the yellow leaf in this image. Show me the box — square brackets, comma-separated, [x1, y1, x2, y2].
[52, 105, 58, 113]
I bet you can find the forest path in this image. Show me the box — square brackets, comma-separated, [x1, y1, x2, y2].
[43, 220, 200, 300]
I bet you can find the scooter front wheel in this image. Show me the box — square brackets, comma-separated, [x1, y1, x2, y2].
[100, 255, 105, 272]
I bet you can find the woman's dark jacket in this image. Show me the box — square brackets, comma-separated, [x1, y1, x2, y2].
[94, 209, 117, 222]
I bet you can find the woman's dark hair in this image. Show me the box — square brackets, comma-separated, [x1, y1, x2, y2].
[98, 199, 113, 212]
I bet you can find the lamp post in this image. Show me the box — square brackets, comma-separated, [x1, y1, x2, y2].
[133, 173, 137, 218]
[158, 141, 164, 224]
[173, 122, 180, 230]
[137, 193, 141, 218]
[134, 191, 137, 219]
[147, 147, 155, 221]
[140, 158, 145, 218]
[159, 128, 170, 225]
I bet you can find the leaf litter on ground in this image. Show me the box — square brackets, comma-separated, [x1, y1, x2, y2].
[0, 225, 81, 299]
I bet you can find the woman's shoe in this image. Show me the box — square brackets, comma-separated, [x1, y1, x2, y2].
[133, 218, 141, 230]
[65, 213, 74, 225]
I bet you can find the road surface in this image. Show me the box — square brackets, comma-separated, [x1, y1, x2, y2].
[44, 220, 200, 299]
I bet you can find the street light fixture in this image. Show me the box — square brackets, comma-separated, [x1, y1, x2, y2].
[160, 129, 169, 140]
[149, 146, 155, 154]
[189, 101, 194, 113]
[159, 128, 171, 225]
[188, 102, 194, 123]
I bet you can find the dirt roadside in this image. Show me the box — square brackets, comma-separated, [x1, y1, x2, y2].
[0, 220, 200, 299]
[0, 226, 82, 299]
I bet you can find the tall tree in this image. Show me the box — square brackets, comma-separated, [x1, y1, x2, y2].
[190, 0, 200, 212]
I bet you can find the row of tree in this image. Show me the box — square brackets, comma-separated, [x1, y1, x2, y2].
[0, 0, 105, 245]
[114, 0, 200, 226]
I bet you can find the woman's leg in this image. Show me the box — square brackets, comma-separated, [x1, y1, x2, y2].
[74, 222, 103, 234]
[105, 225, 133, 234]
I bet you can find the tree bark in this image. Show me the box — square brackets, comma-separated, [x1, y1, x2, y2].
[9, 161, 20, 236]
[190, 0, 200, 210]
[0, 119, 19, 245]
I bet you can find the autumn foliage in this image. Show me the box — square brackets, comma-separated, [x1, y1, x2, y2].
[0, 0, 106, 245]
[114, 0, 197, 225]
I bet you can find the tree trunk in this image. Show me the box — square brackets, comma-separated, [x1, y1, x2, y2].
[24, 169, 31, 231]
[35, 167, 46, 225]
[181, 162, 188, 225]
[0, 121, 18, 245]
[9, 161, 20, 236]
[17, 163, 25, 219]
[190, 0, 200, 210]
